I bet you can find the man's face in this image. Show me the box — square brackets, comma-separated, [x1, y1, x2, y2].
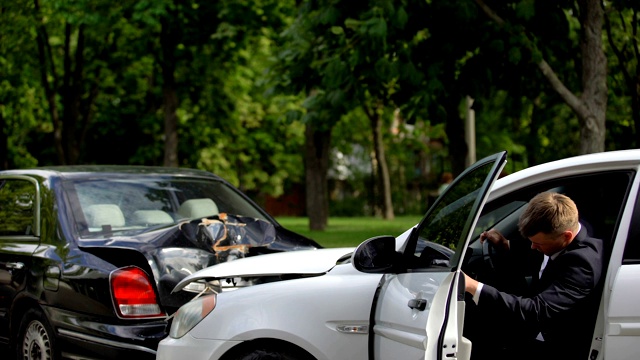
[529, 230, 573, 256]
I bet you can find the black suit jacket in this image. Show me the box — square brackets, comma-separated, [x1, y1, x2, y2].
[477, 228, 604, 360]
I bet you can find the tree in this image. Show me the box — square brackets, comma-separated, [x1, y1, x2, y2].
[304, 120, 331, 229]
[272, 1, 437, 224]
[473, 0, 608, 154]
[269, 3, 346, 229]
[0, 0, 42, 169]
[604, 1, 640, 147]
[32, 0, 134, 165]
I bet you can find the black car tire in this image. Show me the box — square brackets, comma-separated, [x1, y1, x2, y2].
[16, 308, 58, 360]
[236, 349, 289, 360]
[234, 348, 312, 360]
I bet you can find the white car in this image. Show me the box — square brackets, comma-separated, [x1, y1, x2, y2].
[157, 150, 640, 360]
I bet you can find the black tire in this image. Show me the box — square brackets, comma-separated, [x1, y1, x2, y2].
[235, 348, 310, 360]
[16, 308, 58, 360]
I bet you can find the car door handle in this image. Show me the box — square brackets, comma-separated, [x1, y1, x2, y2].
[408, 298, 427, 311]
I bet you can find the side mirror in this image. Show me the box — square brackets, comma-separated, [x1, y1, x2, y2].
[351, 235, 400, 273]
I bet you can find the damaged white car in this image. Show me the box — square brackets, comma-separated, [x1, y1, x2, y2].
[158, 150, 640, 360]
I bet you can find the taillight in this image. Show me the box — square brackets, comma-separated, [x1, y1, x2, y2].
[110, 266, 165, 318]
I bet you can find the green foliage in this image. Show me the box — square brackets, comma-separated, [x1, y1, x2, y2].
[0, 0, 44, 168]
[181, 15, 306, 197]
[515, 0, 536, 21]
[273, 0, 427, 130]
[0, 0, 638, 217]
[0, 82, 41, 168]
[603, 1, 640, 148]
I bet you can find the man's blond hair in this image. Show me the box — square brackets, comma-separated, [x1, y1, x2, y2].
[518, 192, 579, 238]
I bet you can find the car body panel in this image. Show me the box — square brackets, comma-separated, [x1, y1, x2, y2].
[367, 151, 506, 360]
[488, 149, 640, 200]
[470, 152, 640, 360]
[486, 151, 640, 359]
[600, 168, 640, 360]
[606, 264, 640, 358]
[158, 152, 505, 360]
[158, 149, 640, 360]
[172, 247, 355, 292]
[162, 263, 383, 360]
[0, 166, 319, 358]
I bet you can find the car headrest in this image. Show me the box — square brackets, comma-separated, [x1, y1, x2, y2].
[131, 210, 174, 226]
[178, 198, 219, 220]
[85, 204, 125, 228]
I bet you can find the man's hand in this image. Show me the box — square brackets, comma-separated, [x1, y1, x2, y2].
[480, 228, 510, 250]
[463, 272, 479, 296]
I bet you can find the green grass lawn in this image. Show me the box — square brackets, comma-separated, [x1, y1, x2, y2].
[276, 215, 423, 248]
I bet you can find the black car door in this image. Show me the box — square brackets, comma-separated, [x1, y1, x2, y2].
[0, 176, 40, 343]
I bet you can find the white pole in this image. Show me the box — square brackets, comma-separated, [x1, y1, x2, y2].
[465, 96, 476, 167]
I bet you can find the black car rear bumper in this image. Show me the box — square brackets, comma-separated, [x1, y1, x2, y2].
[45, 306, 169, 359]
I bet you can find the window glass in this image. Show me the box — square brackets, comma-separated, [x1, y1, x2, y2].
[0, 179, 36, 236]
[472, 201, 527, 239]
[408, 160, 498, 269]
[466, 171, 632, 266]
[68, 177, 267, 237]
[460, 171, 632, 294]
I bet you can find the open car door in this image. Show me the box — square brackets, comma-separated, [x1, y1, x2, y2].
[352, 151, 507, 360]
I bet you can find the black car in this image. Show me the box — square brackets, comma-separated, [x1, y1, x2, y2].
[0, 166, 320, 360]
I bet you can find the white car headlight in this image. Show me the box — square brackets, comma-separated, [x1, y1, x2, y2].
[169, 294, 217, 338]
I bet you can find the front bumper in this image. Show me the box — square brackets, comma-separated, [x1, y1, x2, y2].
[157, 334, 240, 360]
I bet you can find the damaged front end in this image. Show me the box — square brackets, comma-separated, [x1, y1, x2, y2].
[169, 246, 356, 300]
[81, 213, 318, 310]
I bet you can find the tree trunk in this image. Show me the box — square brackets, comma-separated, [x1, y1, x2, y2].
[61, 23, 85, 165]
[160, 18, 179, 167]
[34, 4, 104, 166]
[304, 123, 331, 231]
[367, 107, 394, 220]
[162, 85, 179, 167]
[576, 0, 607, 153]
[0, 112, 7, 170]
[527, 97, 543, 166]
[34, 0, 64, 164]
[444, 95, 468, 176]
[475, 0, 607, 154]
[633, 84, 640, 148]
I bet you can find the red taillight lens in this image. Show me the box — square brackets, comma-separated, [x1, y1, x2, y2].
[110, 266, 165, 318]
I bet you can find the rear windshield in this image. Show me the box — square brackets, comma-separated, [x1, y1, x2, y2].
[64, 177, 268, 238]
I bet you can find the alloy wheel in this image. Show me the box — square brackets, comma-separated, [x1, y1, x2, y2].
[21, 320, 52, 360]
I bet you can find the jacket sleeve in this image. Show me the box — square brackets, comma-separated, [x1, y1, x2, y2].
[478, 248, 600, 337]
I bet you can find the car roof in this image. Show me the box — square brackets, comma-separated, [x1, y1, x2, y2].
[490, 149, 640, 199]
[0, 165, 222, 181]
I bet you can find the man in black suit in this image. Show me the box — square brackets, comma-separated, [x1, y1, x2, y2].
[463, 192, 604, 360]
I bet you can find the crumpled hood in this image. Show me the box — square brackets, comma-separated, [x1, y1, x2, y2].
[172, 247, 355, 293]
